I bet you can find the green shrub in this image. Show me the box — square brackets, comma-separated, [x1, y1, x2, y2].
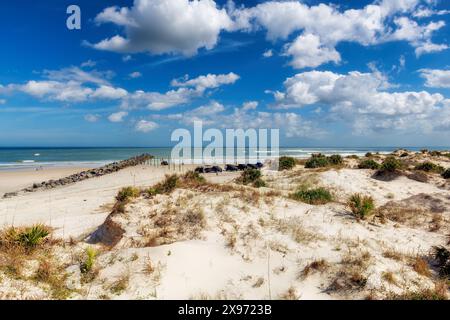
[116, 187, 140, 202]
[348, 194, 375, 220]
[358, 159, 380, 170]
[347, 155, 359, 159]
[380, 157, 402, 172]
[429, 151, 442, 157]
[328, 154, 343, 165]
[148, 174, 179, 196]
[291, 187, 333, 205]
[442, 169, 450, 179]
[305, 155, 329, 169]
[365, 152, 373, 157]
[239, 169, 266, 188]
[414, 162, 445, 173]
[278, 156, 296, 171]
[181, 171, 205, 185]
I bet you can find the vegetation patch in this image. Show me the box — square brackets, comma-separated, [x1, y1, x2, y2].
[278, 156, 296, 171]
[0, 224, 50, 251]
[387, 283, 448, 300]
[147, 174, 179, 196]
[300, 259, 329, 278]
[304, 154, 329, 169]
[116, 187, 140, 202]
[414, 162, 445, 174]
[442, 169, 450, 179]
[358, 159, 380, 170]
[304, 154, 344, 169]
[347, 194, 375, 220]
[433, 246, 450, 279]
[237, 169, 266, 188]
[290, 187, 333, 205]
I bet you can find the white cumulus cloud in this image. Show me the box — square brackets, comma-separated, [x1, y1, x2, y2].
[93, 0, 233, 56]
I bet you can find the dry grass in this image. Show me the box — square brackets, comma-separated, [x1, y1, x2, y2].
[377, 204, 426, 227]
[327, 251, 371, 292]
[252, 277, 265, 288]
[137, 200, 207, 247]
[382, 249, 404, 261]
[33, 258, 72, 299]
[279, 286, 299, 300]
[411, 256, 431, 277]
[109, 272, 130, 295]
[381, 271, 398, 285]
[300, 259, 329, 279]
[387, 281, 448, 300]
[429, 213, 443, 232]
[274, 217, 322, 244]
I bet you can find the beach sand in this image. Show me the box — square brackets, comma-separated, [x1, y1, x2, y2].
[0, 153, 449, 300]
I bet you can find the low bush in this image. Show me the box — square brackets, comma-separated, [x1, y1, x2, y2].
[441, 169, 450, 179]
[365, 152, 373, 157]
[380, 156, 403, 172]
[414, 162, 445, 173]
[305, 155, 329, 169]
[278, 156, 296, 171]
[238, 169, 266, 188]
[347, 194, 375, 220]
[116, 187, 140, 202]
[291, 187, 333, 205]
[358, 159, 380, 170]
[429, 151, 442, 157]
[328, 154, 343, 165]
[147, 174, 179, 196]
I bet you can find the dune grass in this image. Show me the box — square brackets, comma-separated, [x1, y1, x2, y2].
[291, 187, 333, 205]
[347, 194, 375, 220]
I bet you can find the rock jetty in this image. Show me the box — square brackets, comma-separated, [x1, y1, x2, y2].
[2, 154, 153, 198]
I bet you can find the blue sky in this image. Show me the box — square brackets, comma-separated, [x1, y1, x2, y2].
[0, 0, 449, 147]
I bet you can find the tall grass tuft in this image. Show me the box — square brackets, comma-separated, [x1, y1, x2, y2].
[347, 194, 375, 220]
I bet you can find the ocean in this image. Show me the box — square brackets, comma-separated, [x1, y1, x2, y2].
[0, 146, 447, 171]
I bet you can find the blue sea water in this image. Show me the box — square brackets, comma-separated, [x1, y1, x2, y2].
[0, 146, 448, 171]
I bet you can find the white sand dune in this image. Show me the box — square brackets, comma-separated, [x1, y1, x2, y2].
[0, 156, 449, 300]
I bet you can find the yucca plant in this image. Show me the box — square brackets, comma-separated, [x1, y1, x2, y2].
[17, 224, 50, 248]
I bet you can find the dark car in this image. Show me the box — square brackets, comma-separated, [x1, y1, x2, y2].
[247, 163, 258, 169]
[161, 160, 169, 166]
[225, 164, 239, 171]
[256, 162, 264, 168]
[204, 165, 222, 173]
[195, 166, 205, 173]
[237, 164, 248, 171]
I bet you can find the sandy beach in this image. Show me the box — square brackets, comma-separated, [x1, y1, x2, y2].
[0, 151, 449, 300]
[0, 167, 91, 197]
